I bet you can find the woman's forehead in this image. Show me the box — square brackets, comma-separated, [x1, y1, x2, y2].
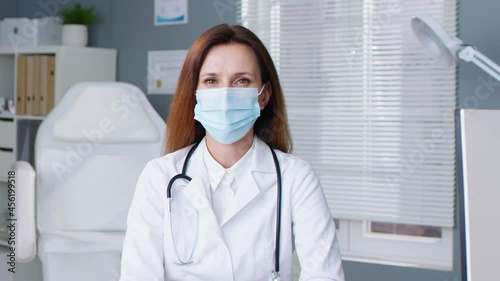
[200, 43, 260, 76]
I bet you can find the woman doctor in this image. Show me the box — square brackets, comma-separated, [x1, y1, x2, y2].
[119, 24, 345, 281]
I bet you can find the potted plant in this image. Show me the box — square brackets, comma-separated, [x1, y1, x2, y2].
[59, 3, 100, 47]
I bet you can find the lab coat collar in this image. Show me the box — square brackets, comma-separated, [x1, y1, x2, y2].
[220, 136, 278, 226]
[250, 136, 277, 173]
[175, 136, 278, 227]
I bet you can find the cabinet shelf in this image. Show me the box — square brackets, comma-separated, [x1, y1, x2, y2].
[0, 45, 116, 55]
[0, 46, 117, 183]
[0, 112, 45, 120]
[0, 112, 14, 119]
[14, 115, 45, 121]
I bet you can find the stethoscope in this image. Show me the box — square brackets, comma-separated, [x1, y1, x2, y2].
[166, 141, 282, 281]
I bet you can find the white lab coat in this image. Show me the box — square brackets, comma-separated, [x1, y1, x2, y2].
[119, 137, 345, 281]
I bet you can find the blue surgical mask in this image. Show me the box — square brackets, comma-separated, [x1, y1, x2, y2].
[194, 85, 265, 144]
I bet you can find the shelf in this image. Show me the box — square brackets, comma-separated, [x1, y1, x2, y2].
[0, 45, 117, 56]
[0, 112, 46, 121]
[0, 45, 60, 55]
[0, 112, 15, 119]
[15, 115, 45, 121]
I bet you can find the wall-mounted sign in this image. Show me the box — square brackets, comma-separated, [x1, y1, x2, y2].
[154, 0, 188, 26]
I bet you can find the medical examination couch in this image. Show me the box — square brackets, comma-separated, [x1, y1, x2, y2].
[12, 82, 165, 281]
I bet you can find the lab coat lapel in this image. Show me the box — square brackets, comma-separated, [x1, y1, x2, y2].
[219, 137, 277, 227]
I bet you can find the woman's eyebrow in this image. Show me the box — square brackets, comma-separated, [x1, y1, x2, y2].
[233, 72, 255, 77]
[200, 72, 255, 77]
[200, 72, 218, 77]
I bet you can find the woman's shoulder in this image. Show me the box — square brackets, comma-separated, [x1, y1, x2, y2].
[276, 150, 316, 175]
[256, 138, 315, 175]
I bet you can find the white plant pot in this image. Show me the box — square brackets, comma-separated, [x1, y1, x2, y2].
[62, 24, 88, 47]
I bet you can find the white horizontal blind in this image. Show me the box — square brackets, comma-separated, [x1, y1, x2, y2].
[239, 0, 457, 227]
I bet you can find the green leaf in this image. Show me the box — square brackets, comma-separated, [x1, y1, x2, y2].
[59, 3, 100, 25]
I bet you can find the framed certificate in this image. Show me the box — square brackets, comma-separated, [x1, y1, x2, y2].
[154, 0, 188, 26]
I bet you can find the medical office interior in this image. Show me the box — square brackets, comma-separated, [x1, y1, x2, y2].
[0, 0, 499, 280]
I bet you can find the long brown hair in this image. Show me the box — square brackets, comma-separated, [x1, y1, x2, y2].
[164, 24, 292, 154]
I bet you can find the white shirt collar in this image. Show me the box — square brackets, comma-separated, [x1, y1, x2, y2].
[203, 137, 256, 192]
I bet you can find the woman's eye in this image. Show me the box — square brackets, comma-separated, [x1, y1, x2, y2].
[235, 78, 250, 85]
[204, 78, 216, 84]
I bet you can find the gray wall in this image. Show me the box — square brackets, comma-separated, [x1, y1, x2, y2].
[0, 0, 17, 19]
[458, 0, 500, 110]
[4, 0, 500, 280]
[16, 0, 236, 119]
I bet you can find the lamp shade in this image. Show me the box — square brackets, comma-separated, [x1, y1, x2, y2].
[411, 15, 463, 67]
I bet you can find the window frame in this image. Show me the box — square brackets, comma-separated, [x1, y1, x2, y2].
[336, 219, 453, 270]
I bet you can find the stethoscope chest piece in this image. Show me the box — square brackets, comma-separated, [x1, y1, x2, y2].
[269, 271, 280, 281]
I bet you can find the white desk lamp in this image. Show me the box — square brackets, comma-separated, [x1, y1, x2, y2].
[411, 15, 500, 82]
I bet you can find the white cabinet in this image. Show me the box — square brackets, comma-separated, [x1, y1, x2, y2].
[0, 118, 15, 178]
[0, 46, 116, 247]
[0, 45, 117, 181]
[0, 118, 15, 147]
[0, 148, 15, 182]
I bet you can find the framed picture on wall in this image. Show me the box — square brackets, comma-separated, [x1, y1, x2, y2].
[154, 0, 188, 26]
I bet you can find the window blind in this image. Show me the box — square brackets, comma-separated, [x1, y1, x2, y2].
[239, 0, 457, 227]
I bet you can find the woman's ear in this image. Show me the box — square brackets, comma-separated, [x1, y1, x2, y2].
[258, 82, 271, 110]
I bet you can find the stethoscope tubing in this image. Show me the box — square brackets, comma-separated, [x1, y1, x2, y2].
[167, 142, 200, 199]
[269, 146, 282, 274]
[166, 141, 282, 277]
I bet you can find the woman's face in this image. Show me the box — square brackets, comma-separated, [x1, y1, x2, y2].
[197, 43, 270, 108]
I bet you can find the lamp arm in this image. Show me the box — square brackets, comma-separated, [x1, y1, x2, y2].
[459, 46, 500, 82]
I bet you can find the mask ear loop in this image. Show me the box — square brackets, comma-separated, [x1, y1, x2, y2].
[257, 84, 266, 96]
[257, 84, 267, 110]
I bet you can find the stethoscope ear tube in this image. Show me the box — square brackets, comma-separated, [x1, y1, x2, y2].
[167, 174, 192, 198]
[166, 142, 201, 264]
[182, 142, 200, 174]
[268, 145, 282, 277]
[166, 142, 200, 199]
